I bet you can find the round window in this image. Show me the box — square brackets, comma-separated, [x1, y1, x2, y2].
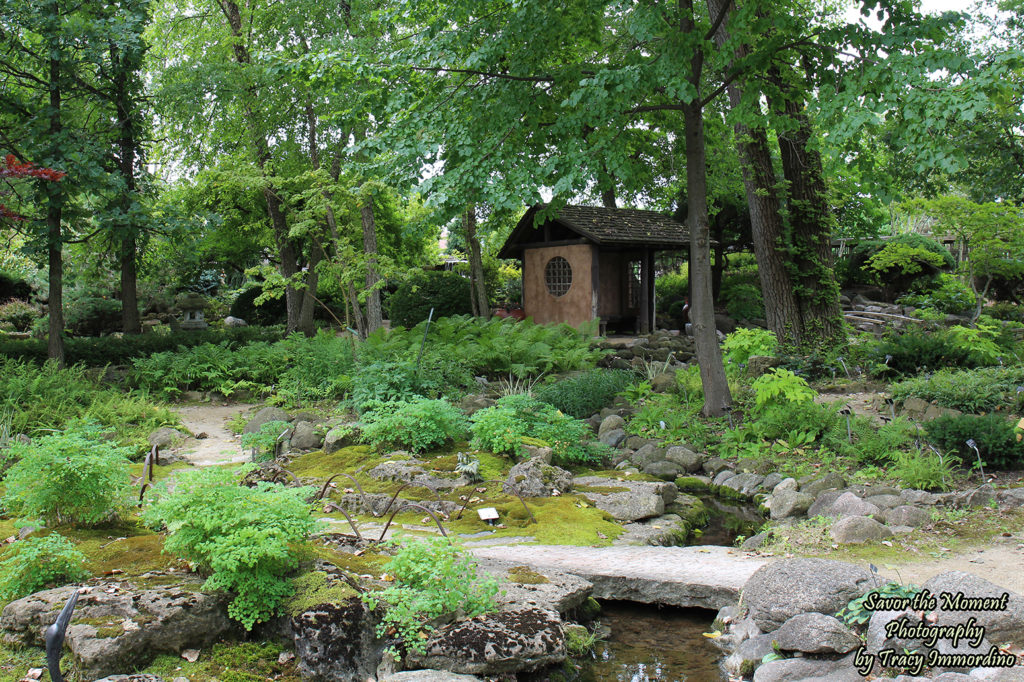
[545, 256, 572, 297]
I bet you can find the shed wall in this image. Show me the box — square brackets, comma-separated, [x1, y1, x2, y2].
[523, 243, 597, 327]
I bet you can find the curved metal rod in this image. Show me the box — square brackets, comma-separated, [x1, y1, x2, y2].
[377, 482, 446, 520]
[315, 471, 369, 502]
[151, 444, 160, 470]
[45, 589, 79, 682]
[276, 467, 301, 485]
[453, 479, 536, 524]
[321, 502, 363, 541]
[376, 503, 449, 544]
[138, 483, 149, 505]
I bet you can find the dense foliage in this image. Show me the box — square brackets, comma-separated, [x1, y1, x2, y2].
[0, 533, 89, 602]
[470, 394, 598, 465]
[361, 398, 469, 453]
[144, 467, 319, 630]
[533, 369, 634, 419]
[362, 538, 500, 656]
[2, 421, 132, 526]
[387, 270, 473, 329]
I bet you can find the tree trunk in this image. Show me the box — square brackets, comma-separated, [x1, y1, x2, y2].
[600, 187, 617, 209]
[360, 193, 383, 334]
[465, 205, 489, 317]
[681, 0, 730, 417]
[46, 52, 64, 366]
[120, 234, 140, 334]
[767, 66, 845, 348]
[297, 240, 323, 336]
[706, 0, 801, 345]
[219, 0, 303, 334]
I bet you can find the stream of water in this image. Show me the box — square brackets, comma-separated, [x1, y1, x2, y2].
[569, 601, 723, 681]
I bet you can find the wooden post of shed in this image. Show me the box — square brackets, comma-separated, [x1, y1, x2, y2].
[639, 248, 651, 334]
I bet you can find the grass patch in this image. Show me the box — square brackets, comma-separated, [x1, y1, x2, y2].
[0, 642, 57, 682]
[138, 640, 301, 682]
[761, 508, 1024, 564]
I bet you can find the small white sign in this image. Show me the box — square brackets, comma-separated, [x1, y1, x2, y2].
[477, 507, 500, 521]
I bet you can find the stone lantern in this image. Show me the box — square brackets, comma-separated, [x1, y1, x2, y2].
[177, 293, 209, 331]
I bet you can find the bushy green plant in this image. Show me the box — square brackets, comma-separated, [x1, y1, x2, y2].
[722, 328, 778, 366]
[240, 421, 292, 462]
[0, 533, 89, 602]
[889, 448, 957, 490]
[947, 323, 1006, 366]
[0, 299, 37, 332]
[143, 467, 319, 630]
[864, 327, 975, 375]
[749, 401, 840, 443]
[898, 273, 975, 314]
[831, 416, 917, 465]
[228, 285, 287, 326]
[750, 369, 816, 409]
[721, 282, 765, 320]
[890, 366, 1024, 413]
[985, 302, 1024, 323]
[850, 233, 954, 295]
[470, 394, 596, 464]
[361, 537, 500, 656]
[387, 270, 473, 329]
[534, 369, 634, 418]
[361, 399, 469, 453]
[925, 414, 1024, 470]
[2, 420, 132, 526]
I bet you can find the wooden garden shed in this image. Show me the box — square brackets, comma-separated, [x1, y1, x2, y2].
[498, 204, 689, 334]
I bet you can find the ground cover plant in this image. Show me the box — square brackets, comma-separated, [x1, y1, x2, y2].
[2, 420, 133, 525]
[143, 466, 320, 629]
[470, 393, 600, 465]
[0, 358, 178, 449]
[360, 398, 469, 453]
[361, 537, 500, 656]
[533, 368, 634, 418]
[889, 365, 1024, 413]
[0, 533, 89, 601]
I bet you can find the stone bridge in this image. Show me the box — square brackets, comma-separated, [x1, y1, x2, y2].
[471, 544, 769, 610]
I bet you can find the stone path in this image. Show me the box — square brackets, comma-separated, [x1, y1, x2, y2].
[173, 403, 254, 466]
[471, 544, 768, 610]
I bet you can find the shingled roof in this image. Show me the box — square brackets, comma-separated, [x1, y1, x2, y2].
[498, 204, 689, 258]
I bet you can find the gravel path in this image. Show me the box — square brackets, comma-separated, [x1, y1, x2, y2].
[172, 403, 255, 466]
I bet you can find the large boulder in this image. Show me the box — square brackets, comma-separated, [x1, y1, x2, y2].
[406, 608, 565, 676]
[503, 459, 573, 498]
[0, 582, 232, 680]
[292, 595, 380, 681]
[752, 653, 861, 682]
[290, 421, 324, 451]
[884, 505, 932, 528]
[771, 613, 861, 654]
[770, 490, 814, 520]
[800, 472, 846, 498]
[146, 427, 184, 449]
[324, 425, 359, 453]
[243, 406, 290, 435]
[721, 473, 765, 497]
[597, 415, 626, 440]
[831, 492, 881, 518]
[830, 516, 894, 544]
[574, 476, 676, 522]
[741, 558, 874, 632]
[476, 559, 593, 615]
[664, 445, 702, 473]
[922, 572, 1024, 645]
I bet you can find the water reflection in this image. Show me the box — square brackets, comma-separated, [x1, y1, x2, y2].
[572, 601, 723, 681]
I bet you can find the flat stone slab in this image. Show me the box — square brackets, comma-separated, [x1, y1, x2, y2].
[471, 545, 767, 610]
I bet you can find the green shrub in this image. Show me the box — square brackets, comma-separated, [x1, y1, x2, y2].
[275, 332, 356, 404]
[722, 328, 778, 366]
[721, 282, 764, 320]
[0, 299, 37, 332]
[849, 233, 954, 295]
[143, 467, 319, 629]
[864, 327, 977, 375]
[925, 414, 1024, 470]
[749, 401, 840, 443]
[2, 420, 132, 526]
[750, 368, 816, 410]
[832, 416, 917, 466]
[228, 285, 287, 326]
[0, 533, 89, 602]
[891, 366, 1024, 413]
[533, 369, 634, 418]
[361, 537, 500, 656]
[361, 399, 469, 453]
[387, 270, 472, 329]
[898, 274, 975, 314]
[470, 394, 597, 465]
[889, 448, 957, 490]
[985, 302, 1024, 323]
[0, 272, 32, 301]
